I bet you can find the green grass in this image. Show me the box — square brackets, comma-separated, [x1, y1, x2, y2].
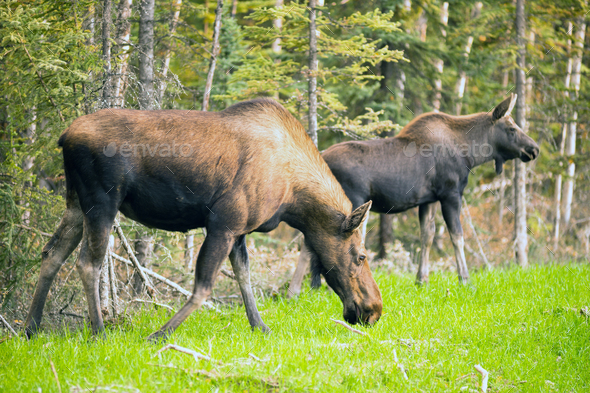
[1, 265, 589, 392]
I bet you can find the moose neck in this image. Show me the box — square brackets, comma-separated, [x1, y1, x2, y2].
[283, 172, 352, 238]
[448, 112, 496, 169]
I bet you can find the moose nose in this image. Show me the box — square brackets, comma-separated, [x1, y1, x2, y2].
[526, 145, 539, 160]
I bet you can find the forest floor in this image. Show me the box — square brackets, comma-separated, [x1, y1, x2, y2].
[1, 264, 589, 392]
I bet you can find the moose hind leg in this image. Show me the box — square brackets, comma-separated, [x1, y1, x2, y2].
[230, 235, 269, 332]
[416, 203, 437, 285]
[76, 213, 116, 336]
[148, 230, 235, 342]
[25, 205, 84, 338]
[440, 197, 470, 283]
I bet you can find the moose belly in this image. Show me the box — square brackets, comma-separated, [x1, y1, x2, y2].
[118, 181, 210, 232]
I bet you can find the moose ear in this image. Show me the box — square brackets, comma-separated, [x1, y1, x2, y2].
[341, 201, 372, 233]
[492, 93, 517, 121]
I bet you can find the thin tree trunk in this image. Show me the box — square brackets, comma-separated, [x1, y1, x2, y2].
[562, 14, 586, 226]
[82, 6, 95, 113]
[204, 0, 209, 35]
[133, 232, 153, 295]
[201, 0, 223, 112]
[107, 235, 118, 316]
[308, 0, 319, 146]
[378, 214, 394, 259]
[498, 70, 509, 224]
[158, 0, 182, 102]
[100, 235, 112, 315]
[112, 0, 133, 108]
[432, 2, 448, 112]
[184, 233, 195, 270]
[186, 0, 222, 268]
[138, 0, 155, 110]
[231, 0, 238, 18]
[514, 0, 528, 267]
[272, 0, 283, 54]
[552, 21, 571, 248]
[101, 0, 112, 108]
[455, 2, 482, 115]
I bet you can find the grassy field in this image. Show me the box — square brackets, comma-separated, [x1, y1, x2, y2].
[1, 264, 589, 392]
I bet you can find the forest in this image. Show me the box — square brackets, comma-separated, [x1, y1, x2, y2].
[0, 0, 589, 391]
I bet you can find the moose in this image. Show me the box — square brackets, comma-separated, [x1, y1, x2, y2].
[25, 98, 382, 341]
[289, 94, 539, 295]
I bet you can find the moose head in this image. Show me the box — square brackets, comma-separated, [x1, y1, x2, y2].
[305, 201, 382, 325]
[490, 94, 540, 174]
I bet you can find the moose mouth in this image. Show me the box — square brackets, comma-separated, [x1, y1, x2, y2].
[344, 302, 377, 326]
[520, 146, 539, 162]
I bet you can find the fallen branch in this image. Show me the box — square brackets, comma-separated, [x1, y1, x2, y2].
[221, 268, 236, 280]
[474, 364, 488, 393]
[49, 357, 62, 393]
[113, 218, 155, 297]
[0, 313, 18, 337]
[393, 348, 408, 380]
[111, 252, 218, 311]
[249, 353, 268, 362]
[155, 343, 213, 363]
[330, 318, 366, 336]
[131, 299, 175, 312]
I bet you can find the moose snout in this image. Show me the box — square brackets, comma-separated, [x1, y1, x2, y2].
[521, 144, 539, 162]
[344, 299, 382, 326]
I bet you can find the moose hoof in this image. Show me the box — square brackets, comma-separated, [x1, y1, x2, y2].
[415, 277, 429, 286]
[252, 323, 271, 334]
[146, 329, 170, 344]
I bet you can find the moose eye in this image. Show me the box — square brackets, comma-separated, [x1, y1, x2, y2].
[509, 127, 516, 133]
[358, 255, 366, 263]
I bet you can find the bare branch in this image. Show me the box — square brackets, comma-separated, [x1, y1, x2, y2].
[155, 343, 213, 363]
[474, 364, 489, 392]
[330, 318, 366, 336]
[0, 314, 18, 337]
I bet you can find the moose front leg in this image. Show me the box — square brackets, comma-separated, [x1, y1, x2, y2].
[148, 230, 235, 342]
[440, 196, 470, 283]
[416, 203, 437, 285]
[229, 235, 270, 332]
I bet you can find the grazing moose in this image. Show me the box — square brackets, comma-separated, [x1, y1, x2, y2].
[25, 98, 382, 341]
[289, 94, 539, 294]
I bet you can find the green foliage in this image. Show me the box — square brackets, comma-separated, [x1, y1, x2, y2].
[219, 1, 405, 138]
[0, 0, 102, 307]
[1, 266, 589, 391]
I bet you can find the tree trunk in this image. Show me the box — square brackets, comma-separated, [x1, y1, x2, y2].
[307, 0, 319, 146]
[231, 0, 238, 18]
[101, 0, 112, 108]
[498, 70, 509, 224]
[272, 0, 283, 54]
[455, 2, 482, 115]
[107, 235, 118, 316]
[514, 0, 528, 267]
[100, 234, 113, 315]
[185, 0, 222, 268]
[562, 14, 586, 226]
[133, 232, 153, 295]
[184, 233, 195, 270]
[158, 0, 182, 102]
[112, 0, 133, 108]
[552, 21, 572, 248]
[201, 0, 223, 112]
[432, 2, 448, 112]
[378, 214, 394, 259]
[138, 0, 155, 110]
